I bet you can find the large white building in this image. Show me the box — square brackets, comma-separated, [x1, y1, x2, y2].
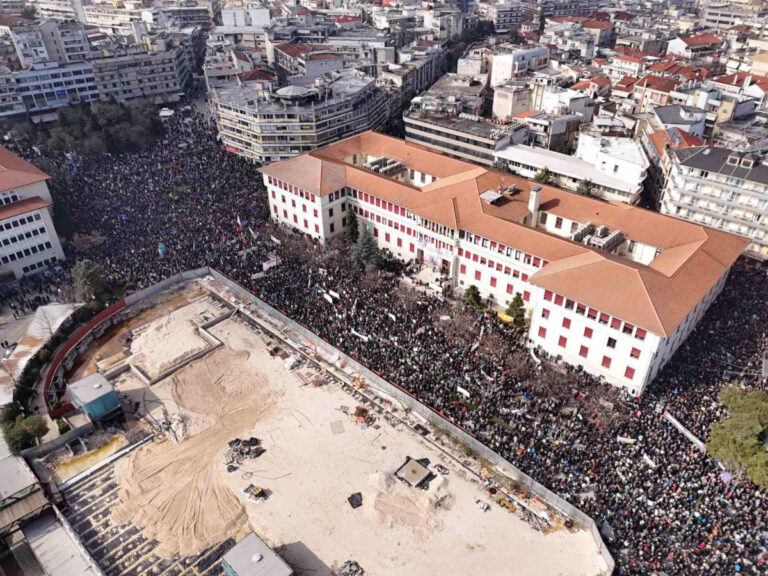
[661, 146, 768, 261]
[0, 146, 65, 280]
[260, 132, 747, 395]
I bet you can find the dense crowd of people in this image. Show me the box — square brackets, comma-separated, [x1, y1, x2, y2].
[17, 112, 768, 575]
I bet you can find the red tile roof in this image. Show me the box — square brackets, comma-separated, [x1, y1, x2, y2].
[679, 33, 721, 47]
[649, 128, 705, 157]
[635, 74, 680, 93]
[584, 20, 612, 30]
[0, 146, 49, 193]
[714, 71, 768, 91]
[0, 197, 50, 221]
[259, 132, 748, 337]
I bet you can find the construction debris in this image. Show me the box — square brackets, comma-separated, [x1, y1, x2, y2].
[243, 484, 267, 503]
[225, 437, 265, 466]
[347, 492, 363, 509]
[337, 560, 364, 576]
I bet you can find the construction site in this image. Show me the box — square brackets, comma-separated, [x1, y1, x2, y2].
[42, 278, 610, 576]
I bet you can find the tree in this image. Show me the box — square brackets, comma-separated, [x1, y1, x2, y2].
[345, 207, 359, 245]
[577, 179, 594, 197]
[21, 6, 36, 19]
[493, 159, 511, 173]
[464, 285, 483, 309]
[707, 386, 768, 488]
[72, 259, 104, 301]
[4, 415, 48, 453]
[505, 293, 526, 328]
[351, 225, 382, 268]
[534, 168, 554, 185]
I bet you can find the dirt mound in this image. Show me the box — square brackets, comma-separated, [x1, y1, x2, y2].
[111, 347, 276, 558]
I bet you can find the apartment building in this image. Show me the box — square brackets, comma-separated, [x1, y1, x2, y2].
[495, 132, 649, 204]
[489, 46, 549, 87]
[30, 0, 87, 23]
[259, 131, 746, 394]
[0, 146, 65, 280]
[661, 146, 768, 260]
[90, 33, 193, 104]
[213, 68, 388, 164]
[404, 109, 526, 166]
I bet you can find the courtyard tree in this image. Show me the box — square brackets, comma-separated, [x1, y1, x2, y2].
[73, 259, 104, 301]
[464, 285, 483, 309]
[505, 293, 526, 328]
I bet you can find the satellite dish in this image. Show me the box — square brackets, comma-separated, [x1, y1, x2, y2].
[251, 553, 263, 562]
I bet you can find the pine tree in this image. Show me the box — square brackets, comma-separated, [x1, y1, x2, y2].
[534, 168, 554, 185]
[464, 285, 483, 309]
[352, 225, 381, 268]
[345, 208, 359, 245]
[506, 293, 526, 328]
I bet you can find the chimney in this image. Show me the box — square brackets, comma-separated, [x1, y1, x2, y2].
[744, 74, 752, 88]
[529, 185, 542, 227]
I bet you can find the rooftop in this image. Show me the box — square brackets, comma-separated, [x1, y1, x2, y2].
[222, 532, 293, 576]
[672, 146, 768, 185]
[0, 146, 50, 193]
[405, 110, 514, 141]
[260, 132, 748, 336]
[69, 373, 115, 404]
[654, 105, 706, 126]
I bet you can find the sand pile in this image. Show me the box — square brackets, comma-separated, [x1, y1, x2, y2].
[112, 348, 277, 558]
[365, 471, 450, 539]
[129, 299, 212, 378]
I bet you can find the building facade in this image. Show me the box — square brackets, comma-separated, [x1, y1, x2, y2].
[260, 132, 747, 395]
[661, 146, 768, 260]
[0, 146, 65, 280]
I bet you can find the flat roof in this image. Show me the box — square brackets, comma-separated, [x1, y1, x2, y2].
[495, 145, 637, 193]
[260, 132, 748, 336]
[405, 111, 513, 141]
[395, 458, 431, 488]
[222, 532, 293, 576]
[69, 373, 115, 404]
[23, 513, 102, 576]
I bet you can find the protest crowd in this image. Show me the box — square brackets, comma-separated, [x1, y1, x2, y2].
[16, 112, 768, 575]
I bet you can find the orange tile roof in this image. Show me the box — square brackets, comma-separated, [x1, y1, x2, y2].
[0, 197, 50, 221]
[584, 20, 612, 30]
[714, 71, 768, 91]
[679, 33, 721, 47]
[258, 132, 748, 336]
[635, 74, 680, 93]
[649, 128, 704, 157]
[0, 146, 49, 193]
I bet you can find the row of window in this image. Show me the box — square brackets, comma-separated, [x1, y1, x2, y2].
[267, 176, 320, 202]
[459, 248, 533, 282]
[3, 212, 43, 231]
[0, 241, 53, 264]
[541, 310, 642, 358]
[2, 226, 47, 247]
[542, 329, 636, 380]
[543, 289, 647, 340]
[0, 193, 20, 205]
[22, 256, 57, 275]
[459, 264, 532, 301]
[459, 231, 547, 269]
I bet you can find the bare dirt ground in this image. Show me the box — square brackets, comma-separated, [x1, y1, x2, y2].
[210, 316, 606, 576]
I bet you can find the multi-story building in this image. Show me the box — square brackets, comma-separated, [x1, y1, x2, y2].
[30, 0, 87, 23]
[259, 131, 746, 394]
[666, 33, 724, 60]
[404, 109, 527, 166]
[495, 132, 649, 204]
[493, 82, 532, 120]
[0, 146, 65, 280]
[12, 60, 98, 114]
[477, 2, 525, 34]
[0, 66, 24, 116]
[213, 68, 388, 163]
[84, 2, 146, 36]
[489, 46, 549, 87]
[661, 146, 768, 261]
[520, 0, 600, 23]
[703, 2, 768, 30]
[90, 33, 192, 103]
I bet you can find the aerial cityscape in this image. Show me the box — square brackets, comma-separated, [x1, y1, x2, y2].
[0, 0, 766, 575]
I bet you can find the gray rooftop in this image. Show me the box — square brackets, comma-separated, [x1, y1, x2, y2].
[69, 373, 115, 405]
[673, 146, 768, 186]
[654, 105, 705, 126]
[23, 513, 102, 576]
[222, 532, 293, 576]
[405, 110, 515, 141]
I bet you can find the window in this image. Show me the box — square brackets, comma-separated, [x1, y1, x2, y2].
[607, 337, 616, 349]
[630, 347, 640, 359]
[385, 232, 390, 242]
[541, 308, 550, 319]
[303, 219, 308, 228]
[329, 208, 334, 217]
[584, 327, 593, 339]
[544, 290, 553, 301]
[624, 367, 635, 380]
[599, 313, 609, 325]
[523, 291, 530, 301]
[540, 213, 548, 225]
[554, 295, 564, 305]
[293, 215, 298, 224]
[506, 284, 513, 294]
[555, 217, 563, 229]
[330, 223, 335, 233]
[623, 323, 634, 335]
[397, 238, 402, 248]
[602, 356, 612, 369]
[576, 304, 586, 315]
[315, 224, 319, 233]
[588, 308, 597, 320]
[490, 277, 497, 288]
[538, 327, 547, 338]
[475, 270, 481, 281]
[611, 318, 621, 330]
[579, 345, 588, 358]
[562, 317, 571, 329]
[373, 228, 378, 237]
[558, 336, 567, 348]
[635, 329, 647, 341]
[410, 243, 415, 253]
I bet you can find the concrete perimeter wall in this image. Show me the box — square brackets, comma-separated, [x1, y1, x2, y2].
[207, 268, 615, 574]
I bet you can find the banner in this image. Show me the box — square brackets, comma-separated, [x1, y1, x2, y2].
[329, 290, 340, 300]
[351, 329, 369, 342]
[456, 385, 470, 399]
[262, 257, 281, 271]
[271, 235, 281, 245]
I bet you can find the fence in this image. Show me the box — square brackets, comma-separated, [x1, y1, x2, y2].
[208, 268, 615, 573]
[42, 267, 210, 413]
